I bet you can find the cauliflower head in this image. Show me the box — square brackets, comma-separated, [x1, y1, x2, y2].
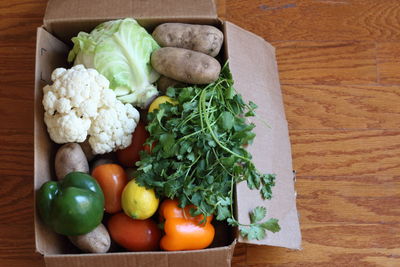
[42, 65, 140, 154]
[88, 89, 140, 154]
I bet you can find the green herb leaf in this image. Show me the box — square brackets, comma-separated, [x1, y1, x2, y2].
[249, 101, 258, 110]
[165, 180, 180, 198]
[166, 87, 176, 98]
[217, 196, 231, 206]
[191, 191, 202, 206]
[239, 226, 250, 238]
[227, 218, 239, 227]
[261, 185, 273, 199]
[219, 111, 234, 130]
[136, 62, 279, 238]
[225, 85, 235, 100]
[248, 225, 266, 240]
[245, 110, 255, 117]
[260, 218, 281, 233]
[250, 206, 267, 224]
[179, 87, 194, 102]
[159, 133, 175, 152]
[216, 205, 231, 221]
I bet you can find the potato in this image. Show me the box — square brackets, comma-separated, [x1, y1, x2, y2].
[55, 143, 89, 180]
[157, 75, 186, 93]
[68, 223, 111, 253]
[79, 139, 95, 161]
[151, 47, 221, 84]
[152, 23, 223, 57]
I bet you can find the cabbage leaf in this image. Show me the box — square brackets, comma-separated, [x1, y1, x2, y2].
[68, 18, 160, 108]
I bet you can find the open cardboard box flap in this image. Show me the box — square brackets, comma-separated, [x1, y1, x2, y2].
[44, 0, 218, 23]
[35, 0, 301, 265]
[223, 22, 301, 248]
[44, 0, 219, 43]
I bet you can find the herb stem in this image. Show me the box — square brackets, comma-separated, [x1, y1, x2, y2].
[200, 89, 251, 163]
[136, 63, 280, 240]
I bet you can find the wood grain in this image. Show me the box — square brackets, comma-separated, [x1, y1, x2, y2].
[226, 0, 400, 42]
[1, 0, 400, 266]
[246, 223, 400, 266]
[273, 41, 377, 85]
[377, 42, 400, 85]
[296, 176, 400, 225]
[0, 18, 42, 42]
[0, 0, 46, 18]
[291, 130, 400, 177]
[282, 84, 400, 130]
[0, 0, 47, 266]
[215, 0, 226, 19]
[0, 224, 43, 267]
[231, 243, 247, 267]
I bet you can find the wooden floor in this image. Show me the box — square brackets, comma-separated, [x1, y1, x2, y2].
[1, 0, 399, 266]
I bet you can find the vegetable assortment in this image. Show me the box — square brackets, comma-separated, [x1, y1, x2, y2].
[37, 19, 280, 254]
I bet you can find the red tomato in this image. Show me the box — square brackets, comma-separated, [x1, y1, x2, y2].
[91, 164, 127, 214]
[117, 122, 149, 167]
[108, 212, 161, 251]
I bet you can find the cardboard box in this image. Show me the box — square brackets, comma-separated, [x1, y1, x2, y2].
[34, 0, 301, 266]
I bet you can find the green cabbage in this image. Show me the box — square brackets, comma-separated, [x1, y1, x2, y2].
[68, 18, 160, 108]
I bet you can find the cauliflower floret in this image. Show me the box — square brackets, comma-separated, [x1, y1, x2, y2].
[42, 65, 140, 154]
[55, 98, 72, 114]
[89, 94, 140, 154]
[44, 112, 91, 143]
[42, 88, 57, 115]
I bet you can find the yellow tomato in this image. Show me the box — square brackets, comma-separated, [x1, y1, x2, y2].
[121, 179, 159, 220]
[148, 96, 177, 113]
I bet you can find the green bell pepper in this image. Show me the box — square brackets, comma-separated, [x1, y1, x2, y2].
[36, 172, 105, 236]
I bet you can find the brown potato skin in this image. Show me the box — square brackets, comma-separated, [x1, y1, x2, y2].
[68, 223, 111, 253]
[151, 47, 221, 84]
[157, 75, 186, 93]
[79, 139, 95, 161]
[55, 143, 89, 180]
[152, 23, 223, 57]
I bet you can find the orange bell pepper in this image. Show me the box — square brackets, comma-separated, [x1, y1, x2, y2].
[159, 199, 215, 251]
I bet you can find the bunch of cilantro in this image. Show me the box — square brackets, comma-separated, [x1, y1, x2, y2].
[136, 63, 280, 240]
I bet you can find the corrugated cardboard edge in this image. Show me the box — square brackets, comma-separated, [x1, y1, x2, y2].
[224, 21, 302, 249]
[44, 0, 217, 23]
[44, 241, 236, 267]
[43, 0, 219, 43]
[34, 27, 70, 255]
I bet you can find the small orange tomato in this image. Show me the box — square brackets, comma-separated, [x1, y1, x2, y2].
[108, 212, 161, 251]
[91, 164, 127, 214]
